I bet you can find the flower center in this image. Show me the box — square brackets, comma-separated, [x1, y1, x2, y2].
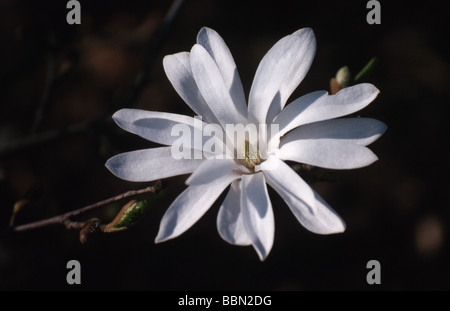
[239, 140, 261, 170]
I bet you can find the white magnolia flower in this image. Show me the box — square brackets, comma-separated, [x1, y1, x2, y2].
[106, 27, 386, 260]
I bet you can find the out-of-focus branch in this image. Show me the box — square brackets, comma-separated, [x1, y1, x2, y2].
[31, 31, 57, 133]
[0, 117, 109, 161]
[0, 0, 188, 161]
[125, 0, 187, 107]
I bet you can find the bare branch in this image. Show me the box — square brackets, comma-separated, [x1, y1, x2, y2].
[12, 180, 162, 232]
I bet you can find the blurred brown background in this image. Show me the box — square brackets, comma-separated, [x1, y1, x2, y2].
[0, 0, 449, 290]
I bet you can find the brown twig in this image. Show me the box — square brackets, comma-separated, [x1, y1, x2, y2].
[12, 180, 162, 232]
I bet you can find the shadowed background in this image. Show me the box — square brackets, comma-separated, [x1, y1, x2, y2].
[0, 0, 449, 290]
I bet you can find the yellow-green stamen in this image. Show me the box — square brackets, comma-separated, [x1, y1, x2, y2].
[240, 140, 261, 169]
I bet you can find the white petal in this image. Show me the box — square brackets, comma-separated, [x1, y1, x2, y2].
[186, 159, 237, 185]
[309, 190, 346, 234]
[281, 118, 387, 147]
[278, 186, 346, 234]
[274, 83, 380, 136]
[260, 156, 316, 213]
[265, 29, 317, 124]
[196, 27, 247, 118]
[155, 171, 240, 243]
[190, 44, 247, 127]
[163, 52, 219, 124]
[112, 109, 206, 147]
[248, 28, 316, 124]
[261, 156, 345, 234]
[280, 139, 379, 169]
[217, 180, 252, 246]
[241, 173, 274, 261]
[105, 147, 203, 182]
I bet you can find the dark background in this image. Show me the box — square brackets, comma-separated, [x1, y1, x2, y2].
[0, 0, 449, 290]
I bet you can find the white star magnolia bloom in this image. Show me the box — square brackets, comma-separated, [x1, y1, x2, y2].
[106, 27, 387, 261]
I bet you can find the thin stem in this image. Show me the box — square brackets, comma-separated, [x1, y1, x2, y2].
[354, 57, 378, 84]
[12, 180, 162, 232]
[31, 31, 57, 133]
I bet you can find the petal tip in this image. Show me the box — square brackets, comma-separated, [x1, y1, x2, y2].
[334, 219, 346, 234]
[162, 54, 171, 66]
[162, 52, 190, 70]
[111, 108, 126, 122]
[365, 83, 381, 97]
[197, 26, 213, 36]
[293, 27, 314, 36]
[303, 27, 314, 35]
[380, 122, 388, 134]
[190, 44, 205, 58]
[154, 236, 165, 244]
[104, 157, 116, 173]
[371, 153, 379, 163]
[254, 247, 269, 262]
[317, 218, 346, 235]
[155, 230, 171, 244]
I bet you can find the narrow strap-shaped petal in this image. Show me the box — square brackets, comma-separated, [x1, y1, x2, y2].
[309, 190, 346, 234]
[241, 173, 274, 261]
[274, 83, 380, 137]
[260, 156, 345, 234]
[113, 109, 212, 148]
[105, 147, 204, 182]
[186, 158, 238, 185]
[248, 28, 316, 125]
[264, 28, 317, 124]
[279, 139, 379, 169]
[163, 52, 219, 124]
[281, 118, 387, 147]
[259, 156, 316, 214]
[268, 90, 326, 147]
[217, 180, 252, 246]
[281, 186, 346, 234]
[190, 44, 247, 128]
[197, 27, 247, 119]
[155, 171, 240, 243]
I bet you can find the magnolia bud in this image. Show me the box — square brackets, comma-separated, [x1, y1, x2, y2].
[103, 200, 150, 233]
[336, 66, 352, 88]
